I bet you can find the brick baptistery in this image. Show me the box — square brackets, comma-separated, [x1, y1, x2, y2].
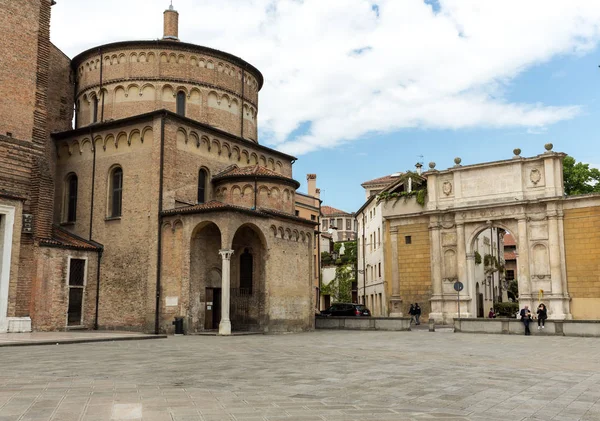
[0, 0, 317, 334]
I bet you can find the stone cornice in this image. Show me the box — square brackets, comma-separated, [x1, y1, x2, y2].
[77, 77, 258, 109]
[71, 40, 264, 90]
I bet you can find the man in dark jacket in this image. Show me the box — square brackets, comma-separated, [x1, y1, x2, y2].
[520, 305, 532, 335]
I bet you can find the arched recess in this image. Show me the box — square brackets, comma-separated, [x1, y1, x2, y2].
[198, 167, 209, 204]
[532, 243, 550, 278]
[229, 223, 268, 331]
[190, 221, 223, 332]
[466, 221, 518, 317]
[443, 249, 457, 280]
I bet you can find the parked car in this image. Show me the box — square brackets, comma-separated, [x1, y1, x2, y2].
[320, 303, 371, 317]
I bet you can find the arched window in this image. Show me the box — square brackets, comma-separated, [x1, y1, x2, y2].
[176, 91, 186, 117]
[65, 173, 78, 222]
[198, 168, 207, 204]
[93, 96, 98, 123]
[109, 167, 123, 217]
[240, 248, 253, 294]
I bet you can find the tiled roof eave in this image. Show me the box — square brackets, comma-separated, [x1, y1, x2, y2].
[212, 174, 300, 188]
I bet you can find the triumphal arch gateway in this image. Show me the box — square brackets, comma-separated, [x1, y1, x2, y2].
[383, 145, 600, 323]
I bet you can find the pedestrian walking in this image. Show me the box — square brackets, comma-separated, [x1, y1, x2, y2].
[415, 303, 422, 325]
[537, 303, 547, 330]
[408, 304, 415, 325]
[520, 305, 532, 335]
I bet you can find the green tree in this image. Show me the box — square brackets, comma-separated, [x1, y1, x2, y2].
[563, 156, 600, 196]
[334, 241, 357, 265]
[321, 265, 354, 303]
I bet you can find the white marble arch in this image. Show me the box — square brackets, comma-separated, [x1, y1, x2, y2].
[424, 150, 571, 323]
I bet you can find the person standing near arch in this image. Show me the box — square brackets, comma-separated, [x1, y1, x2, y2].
[414, 303, 422, 325]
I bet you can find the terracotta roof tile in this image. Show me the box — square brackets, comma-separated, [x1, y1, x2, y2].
[161, 200, 244, 215]
[321, 205, 351, 216]
[212, 165, 300, 188]
[504, 233, 516, 246]
[161, 200, 316, 226]
[40, 226, 103, 251]
[504, 251, 517, 260]
[361, 173, 402, 187]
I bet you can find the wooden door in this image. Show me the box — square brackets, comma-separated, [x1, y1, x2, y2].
[212, 288, 222, 329]
[204, 288, 214, 330]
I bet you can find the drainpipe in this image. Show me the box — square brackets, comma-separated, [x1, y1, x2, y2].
[89, 127, 95, 240]
[99, 48, 105, 122]
[155, 112, 166, 334]
[240, 68, 245, 140]
[354, 216, 358, 304]
[252, 177, 257, 210]
[317, 199, 322, 311]
[362, 215, 366, 305]
[93, 249, 103, 330]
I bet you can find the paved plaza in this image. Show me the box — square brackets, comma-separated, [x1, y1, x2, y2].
[1, 330, 600, 421]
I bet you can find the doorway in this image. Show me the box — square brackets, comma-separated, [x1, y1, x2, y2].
[204, 287, 221, 330]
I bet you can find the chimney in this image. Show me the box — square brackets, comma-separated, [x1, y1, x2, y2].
[163, 3, 179, 41]
[307, 174, 317, 197]
[415, 162, 423, 176]
[315, 188, 321, 199]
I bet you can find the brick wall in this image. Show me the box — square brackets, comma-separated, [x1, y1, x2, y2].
[564, 205, 600, 319]
[0, 0, 40, 141]
[396, 222, 432, 319]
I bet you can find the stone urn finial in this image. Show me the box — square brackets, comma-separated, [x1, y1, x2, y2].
[454, 157, 462, 166]
[513, 148, 521, 157]
[428, 161, 436, 169]
[544, 143, 553, 152]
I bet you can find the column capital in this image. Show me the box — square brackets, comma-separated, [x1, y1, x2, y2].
[219, 249, 234, 260]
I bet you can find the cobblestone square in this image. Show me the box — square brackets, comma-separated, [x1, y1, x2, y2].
[1, 331, 600, 421]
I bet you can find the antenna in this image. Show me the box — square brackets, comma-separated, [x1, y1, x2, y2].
[417, 154, 424, 165]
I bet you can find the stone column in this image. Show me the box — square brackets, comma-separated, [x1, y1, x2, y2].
[218, 249, 234, 335]
[389, 227, 402, 316]
[516, 217, 531, 308]
[456, 223, 468, 319]
[429, 220, 444, 321]
[466, 252, 476, 318]
[547, 211, 567, 319]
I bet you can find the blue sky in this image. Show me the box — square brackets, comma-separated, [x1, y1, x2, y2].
[293, 49, 600, 212]
[50, 0, 600, 214]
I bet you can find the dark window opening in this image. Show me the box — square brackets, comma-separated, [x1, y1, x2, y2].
[110, 167, 123, 217]
[310, 214, 316, 220]
[240, 248, 253, 294]
[67, 258, 86, 326]
[176, 91, 186, 117]
[66, 174, 78, 222]
[198, 168, 207, 204]
[93, 97, 98, 123]
[506, 270, 515, 281]
[405, 235, 412, 244]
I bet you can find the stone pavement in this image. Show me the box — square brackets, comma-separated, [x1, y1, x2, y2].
[1, 330, 600, 421]
[0, 331, 166, 347]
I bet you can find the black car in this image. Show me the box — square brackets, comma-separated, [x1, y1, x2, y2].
[320, 303, 371, 317]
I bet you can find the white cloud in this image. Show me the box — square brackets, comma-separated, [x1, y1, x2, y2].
[50, 0, 600, 155]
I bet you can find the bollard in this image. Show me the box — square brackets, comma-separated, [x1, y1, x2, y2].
[429, 318, 435, 332]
